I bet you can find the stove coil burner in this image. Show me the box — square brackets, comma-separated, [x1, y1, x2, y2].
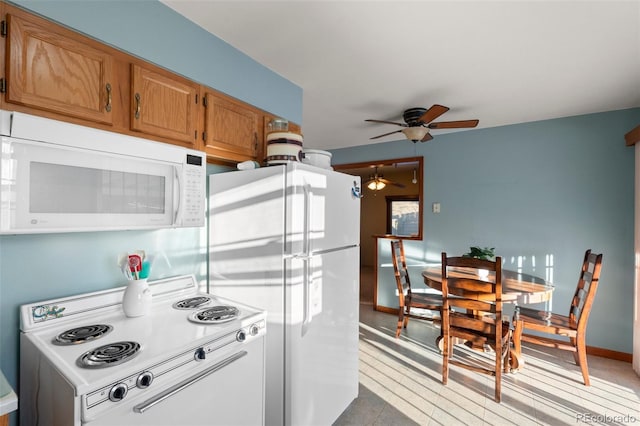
[172, 296, 212, 310]
[53, 324, 113, 345]
[189, 306, 240, 324]
[77, 341, 141, 369]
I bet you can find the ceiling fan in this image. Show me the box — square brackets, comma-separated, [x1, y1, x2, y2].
[365, 166, 405, 191]
[365, 105, 479, 142]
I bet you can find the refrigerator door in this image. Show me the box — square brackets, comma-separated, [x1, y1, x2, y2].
[209, 166, 287, 425]
[285, 246, 359, 426]
[287, 163, 361, 255]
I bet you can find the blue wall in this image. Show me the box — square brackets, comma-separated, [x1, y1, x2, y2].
[331, 108, 640, 354]
[0, 0, 302, 409]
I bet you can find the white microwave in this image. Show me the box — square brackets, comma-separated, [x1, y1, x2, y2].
[0, 110, 206, 234]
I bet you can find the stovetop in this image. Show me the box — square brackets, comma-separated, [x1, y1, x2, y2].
[20, 275, 265, 395]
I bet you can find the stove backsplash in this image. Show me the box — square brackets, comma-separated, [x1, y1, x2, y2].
[0, 218, 208, 398]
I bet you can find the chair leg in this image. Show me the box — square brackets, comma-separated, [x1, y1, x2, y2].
[576, 337, 591, 386]
[570, 336, 580, 364]
[404, 306, 411, 329]
[395, 306, 405, 338]
[442, 334, 449, 385]
[495, 360, 502, 402]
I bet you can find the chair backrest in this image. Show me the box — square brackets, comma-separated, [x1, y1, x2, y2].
[391, 240, 411, 300]
[569, 250, 603, 330]
[441, 252, 503, 345]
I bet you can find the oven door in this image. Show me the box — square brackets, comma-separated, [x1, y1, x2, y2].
[85, 338, 265, 426]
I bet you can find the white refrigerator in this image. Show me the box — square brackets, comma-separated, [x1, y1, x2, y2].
[208, 162, 361, 426]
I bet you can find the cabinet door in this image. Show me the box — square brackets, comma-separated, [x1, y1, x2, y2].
[6, 13, 114, 124]
[203, 91, 259, 161]
[131, 64, 199, 147]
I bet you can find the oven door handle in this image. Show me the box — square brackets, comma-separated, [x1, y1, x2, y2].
[133, 350, 247, 414]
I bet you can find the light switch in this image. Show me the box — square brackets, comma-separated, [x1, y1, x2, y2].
[432, 202, 441, 213]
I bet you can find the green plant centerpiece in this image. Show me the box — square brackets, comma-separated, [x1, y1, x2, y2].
[462, 246, 495, 260]
[462, 246, 495, 277]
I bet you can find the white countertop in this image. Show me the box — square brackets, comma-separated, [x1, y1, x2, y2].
[0, 371, 17, 416]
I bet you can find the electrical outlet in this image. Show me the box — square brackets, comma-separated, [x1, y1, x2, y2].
[432, 202, 441, 213]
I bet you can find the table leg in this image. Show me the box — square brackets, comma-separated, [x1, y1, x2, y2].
[510, 307, 525, 373]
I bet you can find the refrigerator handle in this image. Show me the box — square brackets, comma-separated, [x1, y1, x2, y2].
[302, 183, 312, 255]
[301, 257, 312, 337]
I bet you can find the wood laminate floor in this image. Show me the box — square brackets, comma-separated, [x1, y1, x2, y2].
[335, 267, 640, 425]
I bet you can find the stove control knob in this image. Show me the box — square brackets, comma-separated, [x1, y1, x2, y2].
[136, 371, 154, 389]
[249, 324, 260, 336]
[194, 347, 206, 361]
[236, 330, 246, 342]
[109, 383, 128, 402]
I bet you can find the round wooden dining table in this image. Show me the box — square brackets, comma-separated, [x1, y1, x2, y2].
[422, 266, 554, 305]
[422, 265, 554, 371]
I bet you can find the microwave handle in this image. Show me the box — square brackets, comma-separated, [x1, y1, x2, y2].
[173, 166, 181, 225]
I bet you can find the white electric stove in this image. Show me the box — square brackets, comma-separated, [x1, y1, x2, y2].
[19, 275, 266, 426]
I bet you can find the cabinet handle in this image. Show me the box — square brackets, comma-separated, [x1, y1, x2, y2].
[105, 83, 112, 112]
[254, 132, 258, 151]
[134, 93, 141, 119]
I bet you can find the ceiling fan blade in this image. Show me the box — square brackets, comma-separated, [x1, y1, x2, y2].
[429, 119, 479, 129]
[418, 104, 449, 124]
[379, 178, 406, 188]
[365, 119, 407, 127]
[420, 133, 434, 142]
[369, 129, 402, 140]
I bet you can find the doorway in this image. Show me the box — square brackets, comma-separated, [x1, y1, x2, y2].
[334, 157, 423, 304]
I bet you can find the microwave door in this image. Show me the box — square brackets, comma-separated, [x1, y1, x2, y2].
[7, 138, 176, 232]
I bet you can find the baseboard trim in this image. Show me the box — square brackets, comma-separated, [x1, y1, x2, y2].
[587, 346, 632, 363]
[373, 305, 632, 363]
[376, 306, 397, 315]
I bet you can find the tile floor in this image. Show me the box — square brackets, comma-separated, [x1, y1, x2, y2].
[334, 304, 640, 425]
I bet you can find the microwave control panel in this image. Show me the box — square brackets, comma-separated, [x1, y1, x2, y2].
[182, 154, 206, 227]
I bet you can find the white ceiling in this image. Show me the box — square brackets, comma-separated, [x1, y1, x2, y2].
[162, 0, 640, 151]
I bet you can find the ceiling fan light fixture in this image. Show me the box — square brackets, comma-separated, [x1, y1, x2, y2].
[367, 180, 386, 191]
[401, 126, 429, 142]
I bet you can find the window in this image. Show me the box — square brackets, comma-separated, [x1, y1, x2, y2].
[386, 196, 420, 237]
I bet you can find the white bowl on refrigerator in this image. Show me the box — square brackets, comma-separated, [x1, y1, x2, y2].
[301, 149, 332, 169]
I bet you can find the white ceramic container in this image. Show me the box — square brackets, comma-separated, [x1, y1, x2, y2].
[122, 279, 152, 317]
[266, 132, 304, 165]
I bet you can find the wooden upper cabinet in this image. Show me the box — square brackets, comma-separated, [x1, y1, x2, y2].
[203, 91, 259, 161]
[130, 64, 199, 148]
[5, 12, 114, 125]
[1, 4, 300, 163]
[626, 124, 640, 146]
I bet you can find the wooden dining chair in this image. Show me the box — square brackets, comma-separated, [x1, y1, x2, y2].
[391, 240, 442, 338]
[512, 249, 603, 386]
[441, 252, 511, 403]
